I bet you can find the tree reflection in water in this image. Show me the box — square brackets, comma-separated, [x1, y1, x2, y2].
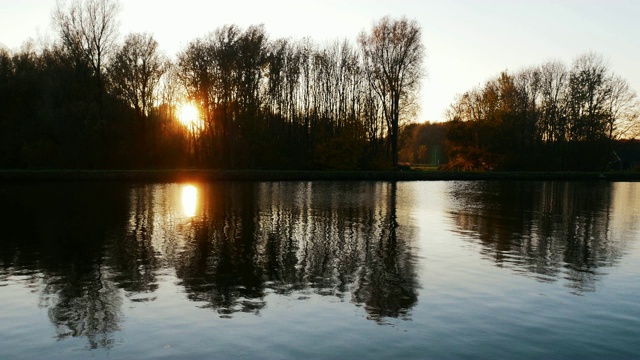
[171, 182, 419, 322]
[0, 182, 418, 340]
[447, 181, 631, 294]
[2, 180, 637, 348]
[0, 183, 130, 349]
[0, 181, 419, 348]
[253, 182, 418, 322]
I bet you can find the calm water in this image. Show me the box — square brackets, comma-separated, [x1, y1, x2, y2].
[1, 181, 639, 359]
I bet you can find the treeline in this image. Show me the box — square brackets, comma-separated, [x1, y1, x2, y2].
[176, 22, 422, 169]
[441, 54, 640, 171]
[3, 0, 638, 172]
[0, 0, 424, 170]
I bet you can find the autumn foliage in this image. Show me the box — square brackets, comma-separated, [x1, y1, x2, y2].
[441, 55, 639, 171]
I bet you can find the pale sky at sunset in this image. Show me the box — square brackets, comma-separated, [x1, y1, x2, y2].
[2, 0, 639, 122]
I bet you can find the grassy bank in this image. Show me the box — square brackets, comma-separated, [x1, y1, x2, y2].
[1, 169, 640, 182]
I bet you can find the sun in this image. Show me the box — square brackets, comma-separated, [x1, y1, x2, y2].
[177, 102, 200, 128]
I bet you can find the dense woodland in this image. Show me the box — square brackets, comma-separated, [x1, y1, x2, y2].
[1, 0, 638, 171]
[0, 0, 423, 170]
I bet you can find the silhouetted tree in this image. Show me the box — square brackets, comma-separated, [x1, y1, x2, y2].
[109, 33, 166, 120]
[604, 75, 639, 142]
[359, 16, 425, 169]
[53, 0, 121, 123]
[109, 32, 167, 163]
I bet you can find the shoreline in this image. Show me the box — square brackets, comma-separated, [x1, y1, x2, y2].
[1, 169, 640, 182]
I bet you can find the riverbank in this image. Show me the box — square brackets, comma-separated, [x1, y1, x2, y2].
[1, 169, 640, 182]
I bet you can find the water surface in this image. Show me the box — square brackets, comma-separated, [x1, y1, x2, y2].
[1, 181, 639, 359]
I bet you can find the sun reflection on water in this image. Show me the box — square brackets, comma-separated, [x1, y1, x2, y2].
[181, 184, 198, 218]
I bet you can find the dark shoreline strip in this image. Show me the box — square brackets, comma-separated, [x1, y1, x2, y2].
[1, 170, 640, 182]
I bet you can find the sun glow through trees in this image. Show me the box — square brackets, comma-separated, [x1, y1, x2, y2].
[177, 103, 201, 128]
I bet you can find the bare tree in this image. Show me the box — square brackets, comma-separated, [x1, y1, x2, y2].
[359, 16, 425, 168]
[539, 61, 569, 144]
[109, 32, 167, 120]
[53, 0, 121, 119]
[604, 75, 639, 141]
[157, 62, 181, 120]
[108, 32, 167, 163]
[177, 37, 215, 165]
[567, 53, 610, 142]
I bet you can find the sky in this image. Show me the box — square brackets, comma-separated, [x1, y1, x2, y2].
[1, 0, 639, 122]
